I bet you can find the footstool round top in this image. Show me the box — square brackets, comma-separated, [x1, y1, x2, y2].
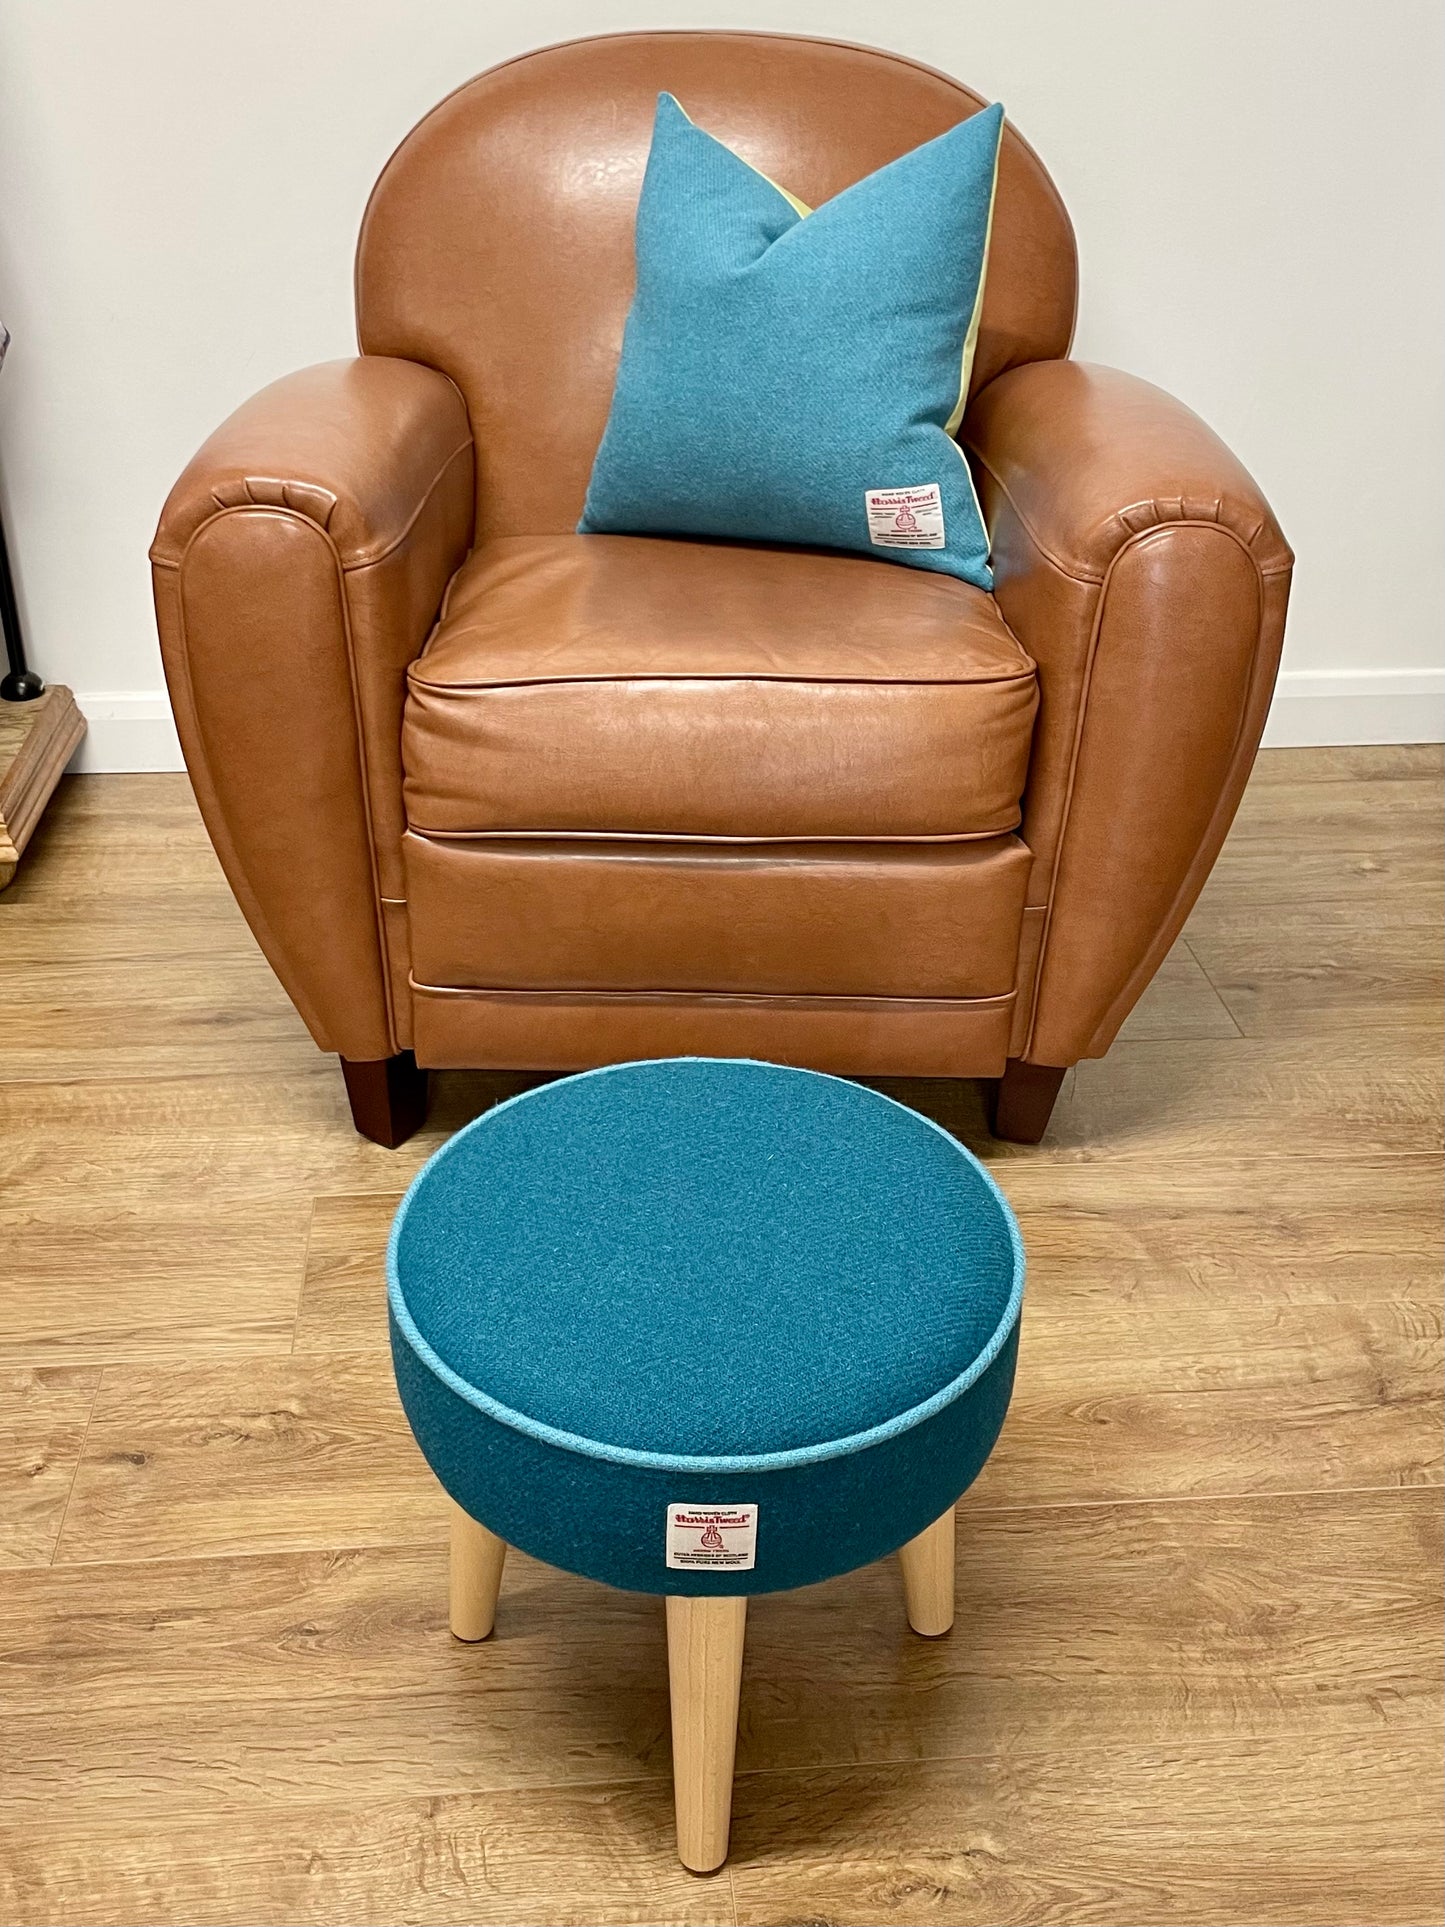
[389, 1058, 1023, 1595]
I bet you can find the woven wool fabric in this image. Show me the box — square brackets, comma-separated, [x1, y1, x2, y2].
[579, 94, 1004, 589]
[389, 1058, 1024, 1596]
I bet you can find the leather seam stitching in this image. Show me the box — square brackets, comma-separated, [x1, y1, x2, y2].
[177, 503, 399, 1053]
[1023, 518, 1269, 1061]
[405, 670, 1038, 693]
[1077, 537, 1274, 1055]
[404, 824, 1022, 846]
[964, 444, 1106, 584]
[328, 522, 402, 1052]
[408, 977, 1017, 1010]
[151, 436, 472, 574]
[963, 439, 1293, 587]
[342, 438, 474, 571]
[162, 564, 332, 1048]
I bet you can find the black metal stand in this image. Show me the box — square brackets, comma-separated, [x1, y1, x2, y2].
[0, 509, 43, 703]
[0, 322, 42, 703]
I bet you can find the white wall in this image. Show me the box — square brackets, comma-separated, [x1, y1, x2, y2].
[0, 0, 1440, 769]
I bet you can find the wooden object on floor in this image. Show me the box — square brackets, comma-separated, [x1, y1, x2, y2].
[897, 1505, 957, 1636]
[339, 1050, 429, 1147]
[665, 1593, 748, 1875]
[447, 1499, 507, 1641]
[992, 1056, 1067, 1142]
[0, 686, 84, 891]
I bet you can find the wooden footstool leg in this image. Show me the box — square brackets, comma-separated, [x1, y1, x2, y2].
[666, 1595, 748, 1873]
[898, 1506, 956, 1636]
[448, 1498, 507, 1641]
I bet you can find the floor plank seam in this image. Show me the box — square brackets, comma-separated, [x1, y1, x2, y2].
[45, 1372, 102, 1569]
[1181, 933, 1247, 1040]
[21, 1721, 1435, 1815]
[719, 1719, 1445, 1785]
[37, 1476, 1444, 1576]
[957, 1480, 1445, 1522]
[722, 1863, 740, 1927]
[291, 1202, 326, 1357]
[952, 1478, 1445, 1518]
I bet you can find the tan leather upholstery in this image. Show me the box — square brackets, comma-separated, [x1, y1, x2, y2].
[152, 359, 472, 1056]
[410, 986, 1018, 1080]
[963, 361, 1292, 1058]
[405, 835, 1032, 997]
[403, 536, 1037, 841]
[152, 32, 1291, 1111]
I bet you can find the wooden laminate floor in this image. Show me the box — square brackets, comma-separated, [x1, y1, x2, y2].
[0, 747, 1441, 1927]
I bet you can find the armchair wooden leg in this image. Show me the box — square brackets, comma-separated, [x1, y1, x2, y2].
[898, 1506, 956, 1636]
[666, 1595, 748, 1874]
[340, 1050, 429, 1147]
[991, 1058, 1067, 1144]
[448, 1498, 507, 1641]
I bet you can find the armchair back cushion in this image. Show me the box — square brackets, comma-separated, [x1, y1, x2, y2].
[355, 31, 1076, 546]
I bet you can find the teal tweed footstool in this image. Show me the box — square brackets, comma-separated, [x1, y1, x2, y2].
[389, 1057, 1023, 1872]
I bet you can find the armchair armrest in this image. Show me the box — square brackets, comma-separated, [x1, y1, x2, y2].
[151, 358, 473, 1058]
[963, 360, 1292, 1064]
[151, 358, 471, 570]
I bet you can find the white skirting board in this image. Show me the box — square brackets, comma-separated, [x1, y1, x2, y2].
[66, 671, 1445, 774]
[1259, 669, 1445, 749]
[68, 693, 183, 774]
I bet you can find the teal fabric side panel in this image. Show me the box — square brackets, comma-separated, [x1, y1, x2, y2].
[580, 93, 1004, 589]
[392, 1310, 1019, 1597]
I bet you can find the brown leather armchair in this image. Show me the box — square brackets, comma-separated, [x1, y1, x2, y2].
[151, 32, 1292, 1147]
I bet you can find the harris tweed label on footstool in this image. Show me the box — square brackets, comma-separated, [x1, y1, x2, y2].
[666, 1504, 759, 1571]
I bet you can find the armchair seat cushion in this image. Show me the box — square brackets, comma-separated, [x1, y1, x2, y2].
[402, 534, 1037, 842]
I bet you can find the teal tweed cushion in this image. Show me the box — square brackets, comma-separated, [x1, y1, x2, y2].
[579, 94, 1004, 588]
[389, 1059, 1023, 1597]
